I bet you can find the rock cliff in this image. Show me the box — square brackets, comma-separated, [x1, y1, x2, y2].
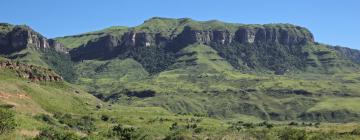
[0, 23, 67, 54]
[68, 19, 315, 61]
[333, 46, 360, 64]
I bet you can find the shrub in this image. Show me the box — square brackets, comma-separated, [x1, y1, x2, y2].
[54, 113, 96, 133]
[243, 123, 255, 129]
[288, 121, 298, 126]
[34, 127, 81, 140]
[0, 108, 16, 135]
[101, 115, 110, 121]
[35, 114, 57, 125]
[351, 127, 360, 135]
[194, 127, 203, 134]
[76, 116, 96, 133]
[109, 124, 145, 140]
[170, 122, 179, 131]
[277, 127, 308, 140]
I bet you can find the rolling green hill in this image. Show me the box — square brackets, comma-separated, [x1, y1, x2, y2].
[1, 63, 360, 139]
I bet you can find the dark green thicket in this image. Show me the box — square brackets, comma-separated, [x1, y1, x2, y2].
[108, 124, 146, 140]
[120, 46, 176, 74]
[211, 42, 306, 72]
[40, 50, 78, 82]
[34, 114, 57, 125]
[53, 113, 96, 133]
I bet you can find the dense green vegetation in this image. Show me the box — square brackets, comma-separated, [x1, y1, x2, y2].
[120, 46, 176, 74]
[40, 49, 78, 82]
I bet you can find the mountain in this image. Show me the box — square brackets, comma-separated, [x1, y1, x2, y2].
[52, 17, 360, 121]
[57, 17, 360, 74]
[1, 18, 360, 139]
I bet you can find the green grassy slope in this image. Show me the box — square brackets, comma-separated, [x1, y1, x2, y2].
[54, 26, 128, 49]
[70, 44, 360, 122]
[0, 66, 231, 139]
[2, 67, 360, 139]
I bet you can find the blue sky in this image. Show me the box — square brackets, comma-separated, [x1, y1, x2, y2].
[1, 0, 359, 49]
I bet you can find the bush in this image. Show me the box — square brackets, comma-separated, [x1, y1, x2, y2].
[35, 114, 57, 125]
[351, 127, 360, 135]
[34, 127, 81, 140]
[278, 127, 308, 140]
[109, 124, 145, 140]
[169, 122, 179, 131]
[54, 113, 96, 133]
[101, 115, 110, 121]
[77, 116, 96, 133]
[0, 108, 16, 135]
[288, 121, 298, 126]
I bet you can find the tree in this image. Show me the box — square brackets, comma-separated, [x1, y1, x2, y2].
[0, 108, 16, 135]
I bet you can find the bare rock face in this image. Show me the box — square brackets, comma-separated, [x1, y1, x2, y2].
[235, 27, 256, 44]
[122, 31, 159, 47]
[0, 60, 63, 82]
[334, 46, 360, 64]
[173, 26, 233, 47]
[70, 34, 121, 61]
[213, 30, 233, 45]
[235, 26, 314, 45]
[0, 24, 67, 54]
[48, 39, 68, 53]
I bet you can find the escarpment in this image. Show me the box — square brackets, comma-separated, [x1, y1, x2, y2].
[333, 46, 360, 64]
[0, 60, 63, 82]
[70, 34, 122, 61]
[0, 23, 67, 54]
[68, 18, 315, 61]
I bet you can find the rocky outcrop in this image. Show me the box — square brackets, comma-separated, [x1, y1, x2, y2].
[0, 24, 68, 54]
[122, 31, 156, 47]
[333, 46, 360, 64]
[0, 60, 63, 82]
[174, 26, 233, 46]
[235, 26, 314, 45]
[48, 39, 68, 53]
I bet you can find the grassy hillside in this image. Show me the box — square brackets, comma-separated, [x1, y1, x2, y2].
[2, 67, 360, 139]
[70, 44, 360, 123]
[54, 26, 128, 49]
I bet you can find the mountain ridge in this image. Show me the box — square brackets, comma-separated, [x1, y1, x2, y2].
[52, 17, 358, 75]
[2, 17, 360, 78]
